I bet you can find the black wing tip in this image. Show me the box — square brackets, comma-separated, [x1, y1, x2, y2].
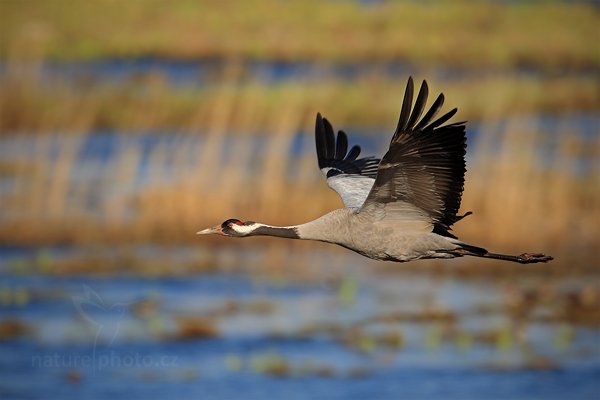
[314, 112, 377, 176]
[395, 77, 460, 137]
[315, 112, 329, 167]
[315, 112, 323, 129]
[335, 130, 348, 159]
[345, 145, 361, 161]
[315, 112, 324, 132]
[427, 107, 458, 130]
[315, 113, 353, 166]
[316, 112, 325, 123]
[396, 77, 415, 132]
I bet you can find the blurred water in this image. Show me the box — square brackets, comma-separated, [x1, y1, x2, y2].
[1, 59, 597, 87]
[1, 57, 598, 399]
[0, 258, 598, 400]
[0, 113, 596, 188]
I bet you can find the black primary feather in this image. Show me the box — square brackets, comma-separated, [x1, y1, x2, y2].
[335, 131, 348, 159]
[396, 77, 414, 133]
[315, 113, 381, 178]
[414, 93, 444, 131]
[362, 77, 469, 238]
[405, 80, 428, 131]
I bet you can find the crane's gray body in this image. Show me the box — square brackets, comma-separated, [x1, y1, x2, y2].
[296, 208, 461, 262]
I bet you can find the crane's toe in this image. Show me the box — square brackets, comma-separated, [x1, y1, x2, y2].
[518, 253, 553, 263]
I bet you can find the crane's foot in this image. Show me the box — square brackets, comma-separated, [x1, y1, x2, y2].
[517, 253, 553, 263]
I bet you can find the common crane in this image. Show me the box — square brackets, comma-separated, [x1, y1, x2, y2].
[198, 77, 552, 264]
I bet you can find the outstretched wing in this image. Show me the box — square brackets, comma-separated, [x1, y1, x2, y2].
[315, 113, 380, 208]
[359, 77, 469, 238]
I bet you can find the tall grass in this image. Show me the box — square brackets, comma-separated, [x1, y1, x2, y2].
[2, 1, 598, 70]
[2, 1, 597, 272]
[1, 76, 597, 271]
[1, 68, 597, 133]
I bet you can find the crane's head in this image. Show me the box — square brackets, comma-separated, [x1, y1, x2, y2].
[197, 218, 258, 237]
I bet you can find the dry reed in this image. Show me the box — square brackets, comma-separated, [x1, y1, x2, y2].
[0, 48, 598, 273]
[0, 78, 597, 273]
[2, 1, 598, 70]
[1, 70, 597, 133]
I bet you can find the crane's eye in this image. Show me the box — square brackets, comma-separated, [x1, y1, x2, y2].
[222, 218, 242, 229]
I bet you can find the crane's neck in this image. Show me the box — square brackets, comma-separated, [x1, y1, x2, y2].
[248, 224, 300, 239]
[243, 209, 353, 243]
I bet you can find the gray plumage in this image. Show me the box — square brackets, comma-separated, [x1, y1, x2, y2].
[315, 114, 380, 208]
[325, 174, 375, 209]
[198, 77, 552, 265]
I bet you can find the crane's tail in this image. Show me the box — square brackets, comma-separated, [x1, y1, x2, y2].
[456, 243, 553, 264]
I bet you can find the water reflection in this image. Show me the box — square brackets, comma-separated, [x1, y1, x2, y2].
[0, 249, 598, 399]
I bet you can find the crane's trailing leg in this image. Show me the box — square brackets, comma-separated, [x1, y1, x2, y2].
[455, 243, 553, 264]
[483, 252, 553, 264]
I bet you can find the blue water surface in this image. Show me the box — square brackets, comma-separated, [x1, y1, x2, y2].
[0, 268, 598, 400]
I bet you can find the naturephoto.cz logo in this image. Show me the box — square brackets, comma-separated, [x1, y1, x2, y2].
[31, 351, 178, 370]
[31, 284, 178, 372]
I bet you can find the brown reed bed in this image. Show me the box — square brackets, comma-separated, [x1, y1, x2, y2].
[2, 1, 598, 70]
[1, 68, 598, 133]
[0, 62, 598, 274]
[0, 103, 597, 274]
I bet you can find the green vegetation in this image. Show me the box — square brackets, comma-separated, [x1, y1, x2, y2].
[1, 71, 597, 132]
[1, 1, 598, 132]
[2, 1, 598, 70]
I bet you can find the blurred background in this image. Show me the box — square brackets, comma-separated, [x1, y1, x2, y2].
[0, 1, 599, 399]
